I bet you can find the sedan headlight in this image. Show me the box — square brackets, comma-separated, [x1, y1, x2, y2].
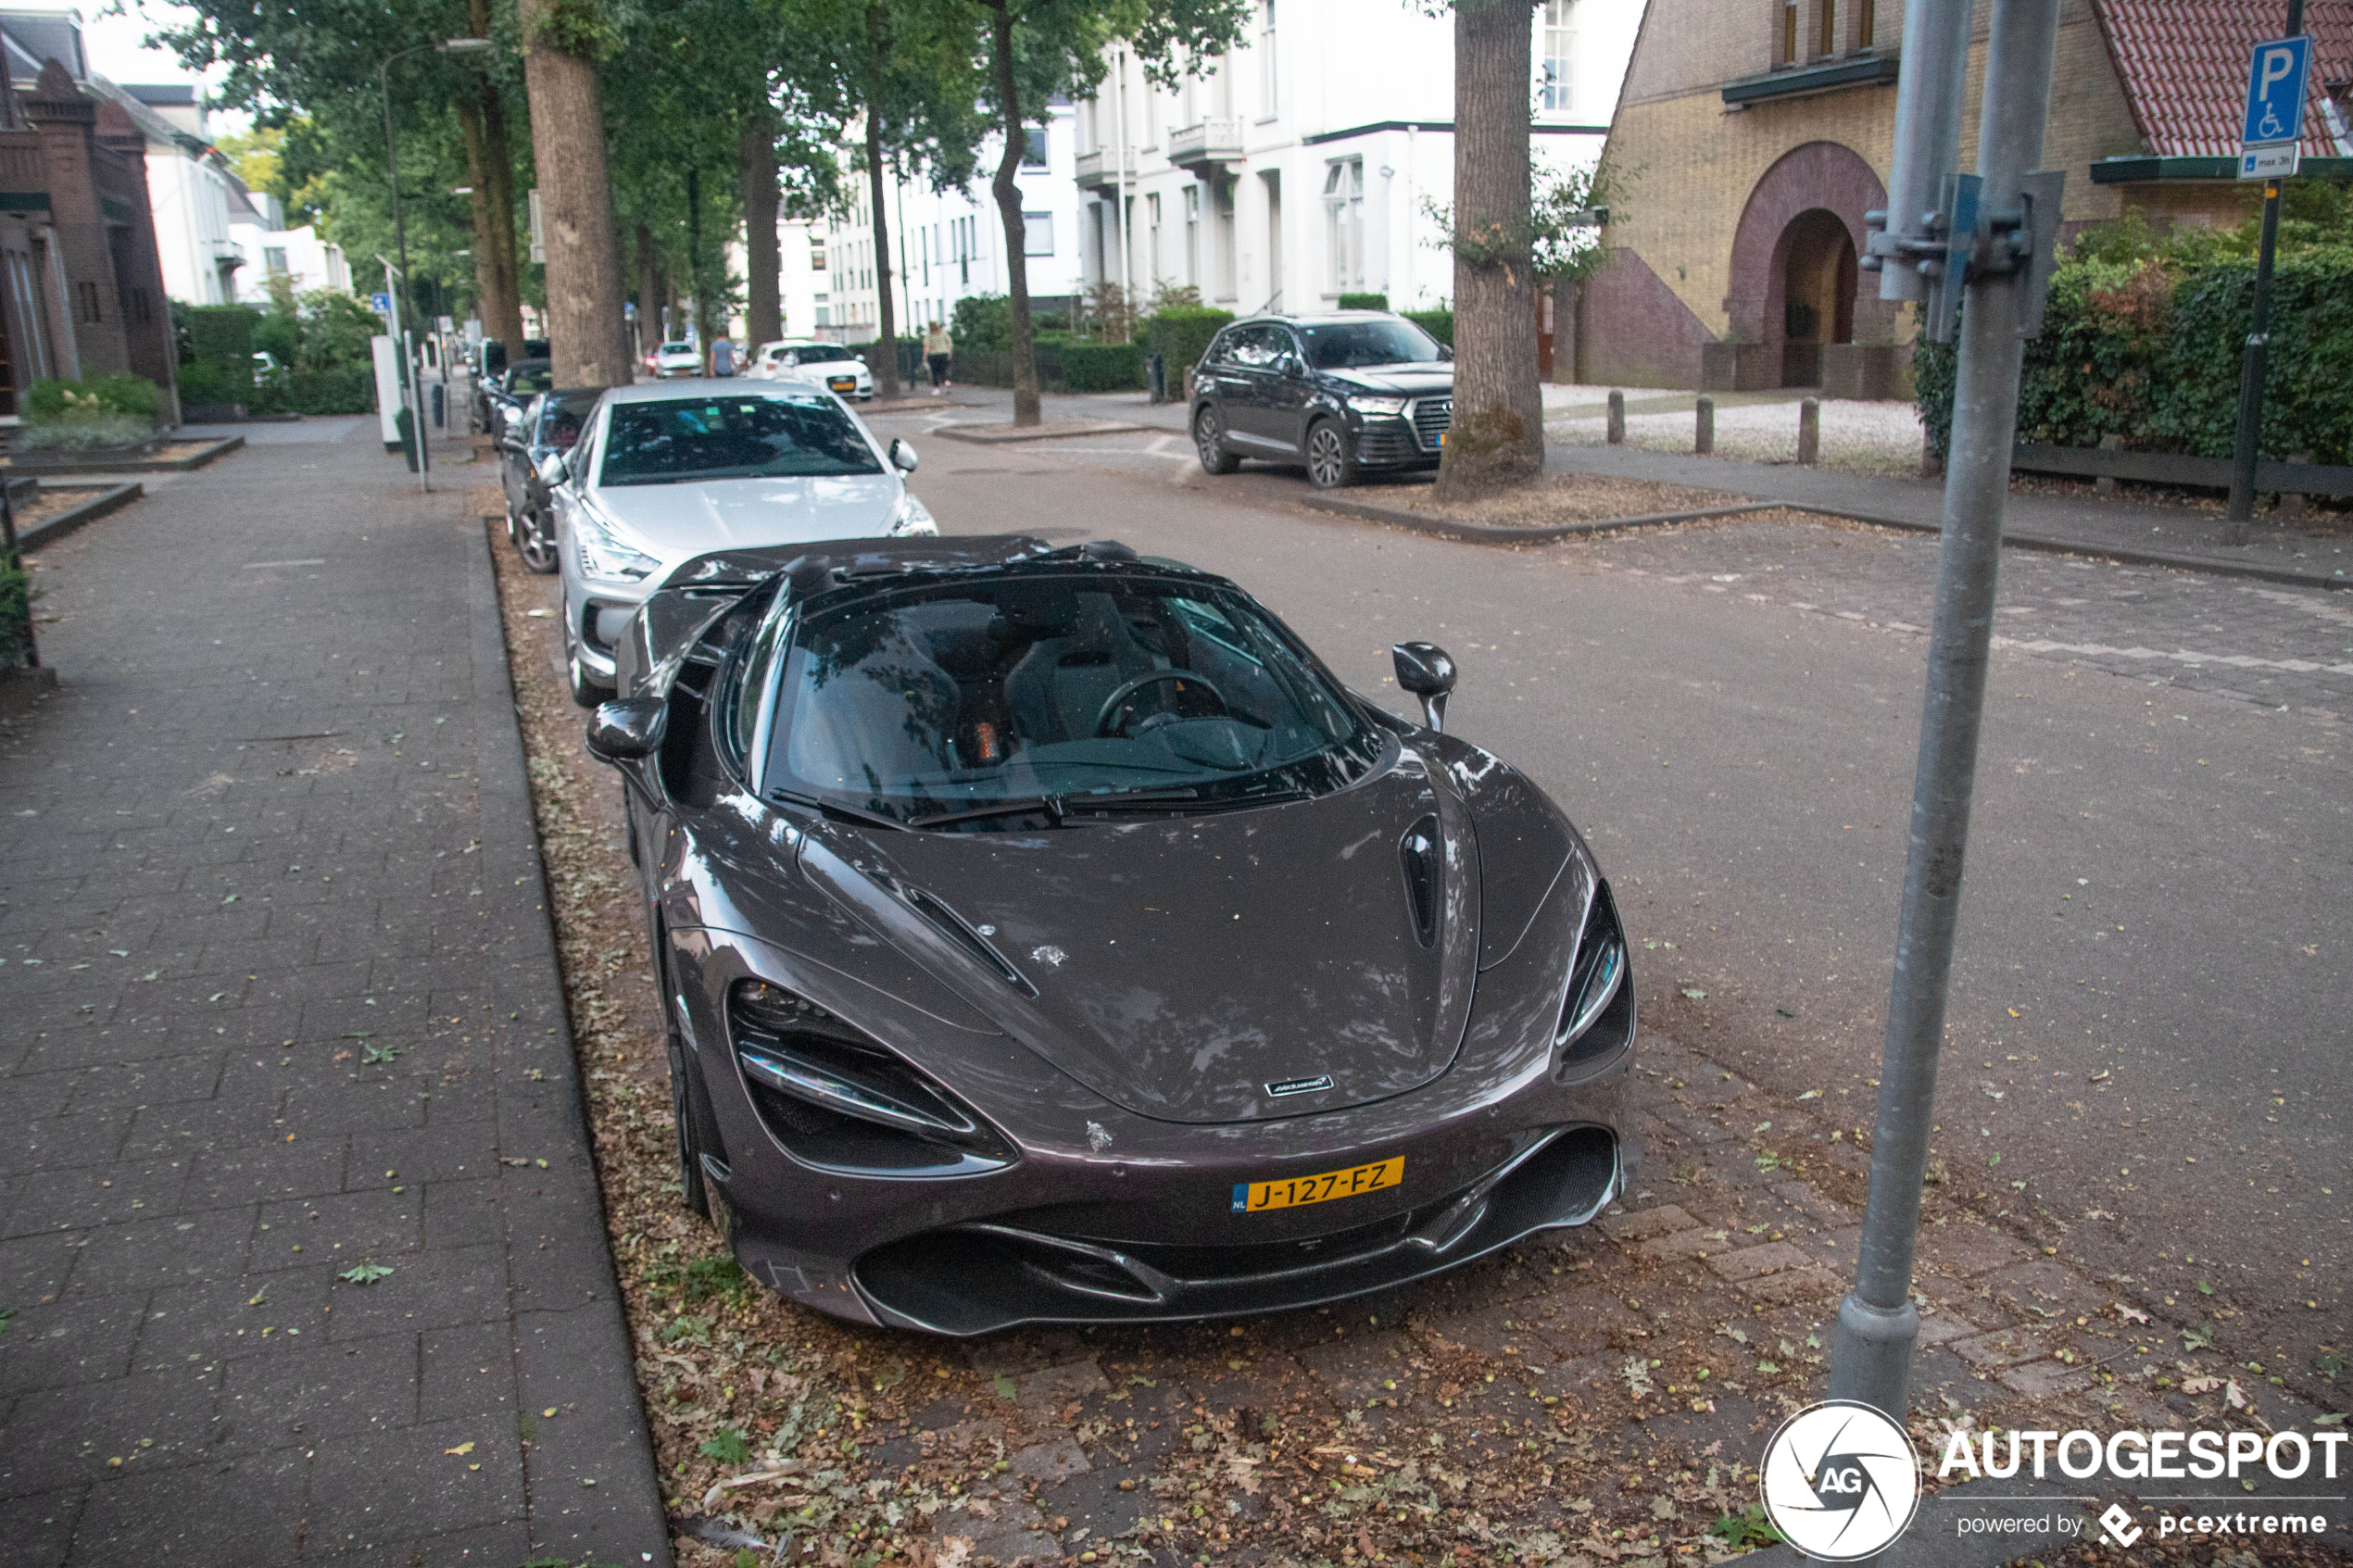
[889, 490, 937, 536]
[573, 508, 660, 583]
[1349, 395, 1410, 416]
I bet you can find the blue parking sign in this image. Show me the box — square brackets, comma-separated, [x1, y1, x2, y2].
[2240, 34, 2310, 146]
[370, 291, 392, 315]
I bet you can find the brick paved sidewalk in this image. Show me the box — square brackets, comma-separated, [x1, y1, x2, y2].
[1546, 436, 2353, 589]
[0, 421, 668, 1566]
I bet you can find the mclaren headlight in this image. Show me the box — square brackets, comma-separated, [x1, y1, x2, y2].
[1554, 879, 1633, 1073]
[573, 507, 660, 583]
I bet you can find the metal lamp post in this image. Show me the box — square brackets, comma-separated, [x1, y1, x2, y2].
[380, 36, 494, 488]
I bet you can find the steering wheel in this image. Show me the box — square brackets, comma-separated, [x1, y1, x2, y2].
[1093, 671, 1231, 737]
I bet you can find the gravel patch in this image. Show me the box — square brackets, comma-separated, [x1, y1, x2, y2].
[1550, 396, 1930, 479]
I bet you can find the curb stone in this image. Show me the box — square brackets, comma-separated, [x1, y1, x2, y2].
[13, 482, 144, 552]
[1299, 489, 1779, 543]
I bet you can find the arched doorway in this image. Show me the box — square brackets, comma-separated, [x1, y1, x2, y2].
[1776, 207, 1856, 387]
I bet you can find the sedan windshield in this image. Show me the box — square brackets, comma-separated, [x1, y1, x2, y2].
[659, 341, 695, 356]
[1300, 320, 1443, 370]
[794, 345, 859, 364]
[761, 573, 1376, 825]
[598, 394, 882, 486]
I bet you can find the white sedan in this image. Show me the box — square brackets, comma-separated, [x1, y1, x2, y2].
[751, 339, 874, 400]
[652, 340, 702, 378]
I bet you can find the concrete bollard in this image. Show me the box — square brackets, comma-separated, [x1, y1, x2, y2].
[1797, 397, 1819, 467]
[1606, 389, 1626, 445]
[1694, 395, 1714, 456]
[1921, 430, 1943, 479]
[2095, 432, 2121, 496]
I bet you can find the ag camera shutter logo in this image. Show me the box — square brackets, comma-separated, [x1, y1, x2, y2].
[1760, 1400, 1923, 1560]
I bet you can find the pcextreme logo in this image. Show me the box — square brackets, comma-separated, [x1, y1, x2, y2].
[1759, 1400, 1923, 1561]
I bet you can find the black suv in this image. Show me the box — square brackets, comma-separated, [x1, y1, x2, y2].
[1189, 310, 1453, 488]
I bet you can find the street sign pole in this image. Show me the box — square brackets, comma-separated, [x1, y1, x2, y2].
[1829, 0, 2065, 1465]
[2226, 4, 2309, 541]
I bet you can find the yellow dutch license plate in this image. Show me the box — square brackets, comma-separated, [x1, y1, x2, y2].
[1232, 1157, 1403, 1214]
[1437, 431, 1446, 446]
[828, 376, 857, 392]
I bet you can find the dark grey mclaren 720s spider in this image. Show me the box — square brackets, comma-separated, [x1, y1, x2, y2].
[584, 534, 1639, 1336]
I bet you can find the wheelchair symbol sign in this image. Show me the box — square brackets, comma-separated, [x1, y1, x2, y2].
[2239, 34, 2310, 150]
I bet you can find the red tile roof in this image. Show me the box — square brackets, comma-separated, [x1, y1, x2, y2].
[2095, 0, 2353, 156]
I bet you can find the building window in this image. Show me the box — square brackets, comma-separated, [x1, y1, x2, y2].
[1259, 0, 1277, 117]
[1023, 127, 1049, 169]
[1147, 192, 1163, 281]
[1323, 158, 1363, 293]
[810, 239, 826, 271]
[1540, 1, 1573, 112]
[1818, 0, 1835, 57]
[1780, 0, 1797, 63]
[1024, 211, 1054, 257]
[129, 287, 151, 326]
[1856, 0, 1873, 47]
[264, 246, 288, 274]
[1183, 184, 1201, 285]
[74, 279, 100, 324]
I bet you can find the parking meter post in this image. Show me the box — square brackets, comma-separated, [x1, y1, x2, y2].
[1829, 0, 2062, 1445]
[2225, 0, 2303, 542]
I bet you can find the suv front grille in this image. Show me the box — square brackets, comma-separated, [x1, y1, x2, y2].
[1411, 397, 1453, 452]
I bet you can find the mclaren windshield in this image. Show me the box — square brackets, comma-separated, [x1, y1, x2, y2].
[753, 571, 1378, 826]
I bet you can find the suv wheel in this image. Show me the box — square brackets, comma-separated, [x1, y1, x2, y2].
[1305, 418, 1357, 490]
[1194, 406, 1240, 475]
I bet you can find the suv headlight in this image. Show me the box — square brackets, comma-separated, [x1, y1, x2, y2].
[1349, 395, 1410, 416]
[889, 490, 937, 535]
[574, 508, 660, 583]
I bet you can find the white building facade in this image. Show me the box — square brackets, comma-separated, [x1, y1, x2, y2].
[814, 105, 1088, 344]
[226, 182, 349, 304]
[1072, 0, 1638, 318]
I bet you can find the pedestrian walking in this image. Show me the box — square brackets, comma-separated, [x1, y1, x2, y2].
[924, 320, 953, 395]
[710, 336, 736, 378]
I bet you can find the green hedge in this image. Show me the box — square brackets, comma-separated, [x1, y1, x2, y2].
[1403, 308, 1453, 345]
[0, 555, 33, 669]
[1337, 292, 1390, 310]
[951, 294, 1013, 352]
[1052, 341, 1146, 392]
[1145, 307, 1234, 374]
[281, 366, 376, 415]
[1915, 250, 2353, 465]
[26, 371, 160, 423]
[186, 305, 258, 398]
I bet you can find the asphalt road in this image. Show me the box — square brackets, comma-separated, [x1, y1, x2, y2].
[879, 410, 2350, 1397]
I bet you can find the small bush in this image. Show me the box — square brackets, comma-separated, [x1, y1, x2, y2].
[27, 372, 161, 424]
[0, 556, 34, 668]
[283, 366, 377, 415]
[1403, 308, 1454, 345]
[174, 360, 247, 408]
[951, 294, 1013, 352]
[1337, 292, 1390, 310]
[16, 412, 155, 450]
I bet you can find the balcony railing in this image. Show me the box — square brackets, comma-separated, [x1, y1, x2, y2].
[1073, 148, 1136, 194]
[1167, 117, 1245, 175]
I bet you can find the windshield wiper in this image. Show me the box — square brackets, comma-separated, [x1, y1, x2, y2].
[903, 797, 1065, 831]
[1063, 784, 1310, 815]
[768, 789, 907, 832]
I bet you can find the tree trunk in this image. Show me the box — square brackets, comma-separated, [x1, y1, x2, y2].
[863, 3, 900, 399]
[1434, 0, 1542, 500]
[687, 164, 709, 358]
[465, 0, 524, 351]
[518, 0, 633, 388]
[477, 81, 526, 349]
[737, 106, 782, 349]
[986, 0, 1039, 426]
[635, 220, 658, 363]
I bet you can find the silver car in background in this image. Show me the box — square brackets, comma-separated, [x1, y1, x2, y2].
[545, 379, 935, 705]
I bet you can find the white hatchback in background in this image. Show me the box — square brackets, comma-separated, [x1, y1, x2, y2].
[543, 379, 935, 705]
[653, 340, 702, 378]
[751, 339, 875, 400]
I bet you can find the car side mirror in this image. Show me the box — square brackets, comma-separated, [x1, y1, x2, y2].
[1279, 355, 1306, 379]
[535, 450, 570, 487]
[888, 437, 919, 473]
[585, 696, 665, 762]
[1391, 641, 1457, 734]
[1437, 344, 1454, 361]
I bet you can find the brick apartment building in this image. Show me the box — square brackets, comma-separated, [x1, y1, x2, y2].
[0, 55, 177, 418]
[1572, 0, 2353, 396]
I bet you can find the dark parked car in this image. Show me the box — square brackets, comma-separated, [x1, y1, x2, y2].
[582, 534, 1638, 1335]
[484, 357, 554, 443]
[1190, 310, 1453, 489]
[498, 387, 599, 573]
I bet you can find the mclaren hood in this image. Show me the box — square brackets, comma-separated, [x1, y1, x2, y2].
[796, 764, 1481, 1125]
